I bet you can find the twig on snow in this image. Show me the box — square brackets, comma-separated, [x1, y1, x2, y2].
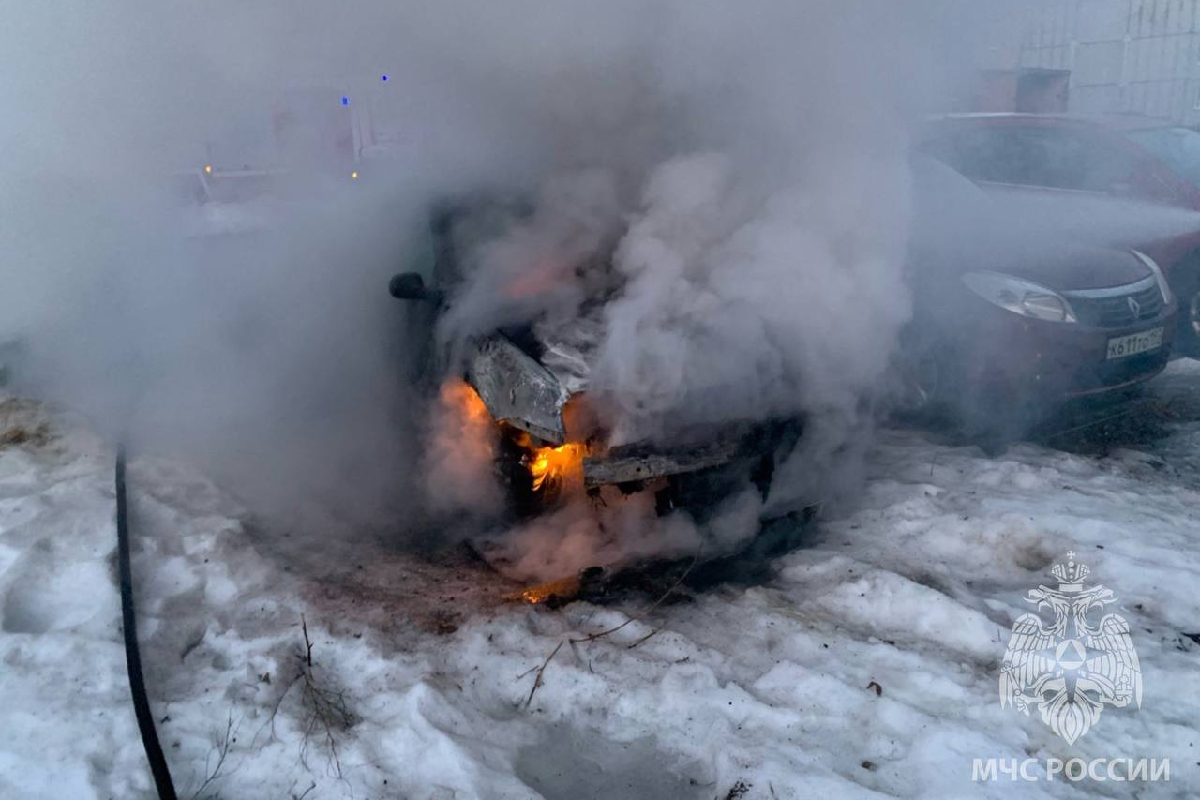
[626, 625, 663, 649]
[520, 640, 563, 708]
[301, 614, 314, 668]
[569, 556, 696, 645]
[190, 709, 238, 800]
[296, 630, 354, 779]
[290, 780, 318, 800]
[519, 556, 696, 709]
[255, 616, 355, 780]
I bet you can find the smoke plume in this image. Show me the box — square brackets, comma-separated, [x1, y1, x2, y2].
[1, 1, 994, 569]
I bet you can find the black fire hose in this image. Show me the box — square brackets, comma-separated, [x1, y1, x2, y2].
[116, 445, 178, 800]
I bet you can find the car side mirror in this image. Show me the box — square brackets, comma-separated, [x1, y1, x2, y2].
[389, 272, 440, 302]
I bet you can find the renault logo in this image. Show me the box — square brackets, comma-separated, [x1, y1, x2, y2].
[1128, 296, 1141, 317]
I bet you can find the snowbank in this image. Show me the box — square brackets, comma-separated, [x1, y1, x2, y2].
[1, 374, 1198, 798]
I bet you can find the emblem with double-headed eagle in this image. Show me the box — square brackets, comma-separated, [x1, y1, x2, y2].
[999, 552, 1141, 745]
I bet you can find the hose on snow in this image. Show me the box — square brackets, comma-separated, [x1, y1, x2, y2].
[116, 445, 178, 800]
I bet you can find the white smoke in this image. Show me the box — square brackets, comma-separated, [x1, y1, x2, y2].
[594, 147, 913, 438]
[482, 484, 765, 582]
[421, 381, 504, 519]
[421, 4, 984, 578]
[436, 169, 626, 354]
[1, 0, 997, 562]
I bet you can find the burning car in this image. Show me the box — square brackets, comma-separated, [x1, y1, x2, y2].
[391, 200, 800, 518]
[392, 160, 1178, 516]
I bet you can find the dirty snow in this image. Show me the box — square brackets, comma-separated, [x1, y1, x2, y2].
[1, 363, 1199, 799]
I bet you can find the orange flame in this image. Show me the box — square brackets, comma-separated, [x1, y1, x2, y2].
[439, 379, 591, 499]
[441, 379, 490, 423]
[529, 442, 587, 493]
[505, 574, 583, 605]
[503, 258, 568, 301]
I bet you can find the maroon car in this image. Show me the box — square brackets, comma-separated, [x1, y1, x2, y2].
[900, 158, 1179, 438]
[920, 113, 1200, 355]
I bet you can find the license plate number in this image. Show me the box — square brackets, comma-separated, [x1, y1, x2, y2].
[1106, 327, 1163, 360]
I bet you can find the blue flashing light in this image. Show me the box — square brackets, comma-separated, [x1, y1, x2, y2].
[341, 95, 350, 106]
[381, 74, 389, 82]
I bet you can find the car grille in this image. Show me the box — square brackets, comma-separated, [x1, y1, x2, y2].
[1064, 279, 1163, 329]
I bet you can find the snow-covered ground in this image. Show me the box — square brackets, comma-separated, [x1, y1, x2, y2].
[1, 363, 1199, 799]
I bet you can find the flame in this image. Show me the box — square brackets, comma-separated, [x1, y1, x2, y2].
[441, 379, 490, 423]
[504, 574, 582, 605]
[503, 259, 567, 300]
[436, 379, 590, 498]
[529, 442, 587, 493]
[423, 379, 505, 513]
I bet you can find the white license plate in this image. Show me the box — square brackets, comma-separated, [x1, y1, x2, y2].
[1106, 327, 1163, 360]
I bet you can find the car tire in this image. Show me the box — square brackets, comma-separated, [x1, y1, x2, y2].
[898, 347, 1033, 450]
[957, 399, 1021, 455]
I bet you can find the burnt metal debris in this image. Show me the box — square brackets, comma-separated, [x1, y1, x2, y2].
[582, 437, 745, 487]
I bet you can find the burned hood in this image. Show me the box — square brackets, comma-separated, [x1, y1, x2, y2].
[466, 335, 571, 445]
[462, 311, 603, 447]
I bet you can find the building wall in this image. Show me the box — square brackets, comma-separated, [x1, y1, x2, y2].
[1015, 0, 1200, 124]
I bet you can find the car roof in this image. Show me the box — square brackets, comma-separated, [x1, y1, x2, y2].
[932, 111, 1180, 132]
